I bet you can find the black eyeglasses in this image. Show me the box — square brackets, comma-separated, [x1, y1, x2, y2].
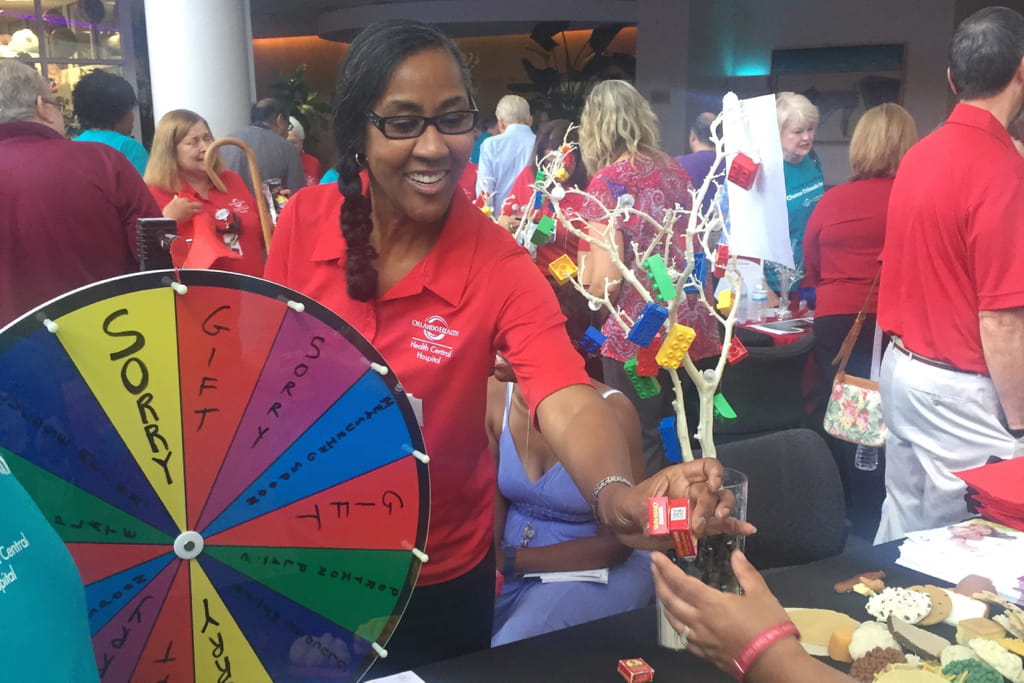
[43, 99, 65, 113]
[366, 109, 479, 140]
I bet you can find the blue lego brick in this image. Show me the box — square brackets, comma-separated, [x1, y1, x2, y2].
[579, 326, 607, 354]
[626, 302, 669, 347]
[684, 252, 709, 293]
[660, 416, 683, 463]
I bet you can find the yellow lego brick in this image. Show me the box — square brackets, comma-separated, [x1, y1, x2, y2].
[655, 324, 696, 369]
[716, 289, 734, 315]
[548, 253, 578, 285]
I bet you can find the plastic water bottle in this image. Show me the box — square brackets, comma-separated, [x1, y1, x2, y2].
[854, 445, 879, 471]
[735, 284, 749, 323]
[749, 285, 768, 323]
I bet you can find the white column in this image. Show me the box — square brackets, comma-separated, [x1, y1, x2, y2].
[636, 0, 692, 157]
[144, 0, 256, 138]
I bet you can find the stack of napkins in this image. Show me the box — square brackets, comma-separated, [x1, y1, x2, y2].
[956, 458, 1024, 530]
[523, 568, 609, 584]
[894, 518, 1024, 605]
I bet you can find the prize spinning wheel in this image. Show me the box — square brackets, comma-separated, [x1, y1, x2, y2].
[0, 270, 430, 682]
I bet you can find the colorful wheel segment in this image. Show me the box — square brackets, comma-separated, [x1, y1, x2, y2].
[0, 270, 429, 682]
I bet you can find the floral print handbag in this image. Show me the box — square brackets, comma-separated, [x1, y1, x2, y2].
[823, 270, 887, 447]
[824, 371, 887, 447]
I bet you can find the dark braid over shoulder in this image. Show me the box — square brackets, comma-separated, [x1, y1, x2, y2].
[337, 155, 377, 301]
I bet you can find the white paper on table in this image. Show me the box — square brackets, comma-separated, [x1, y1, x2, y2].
[722, 93, 793, 268]
[893, 519, 1024, 605]
[523, 568, 609, 584]
[365, 672, 427, 683]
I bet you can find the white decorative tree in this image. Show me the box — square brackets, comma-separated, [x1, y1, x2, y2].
[521, 103, 751, 462]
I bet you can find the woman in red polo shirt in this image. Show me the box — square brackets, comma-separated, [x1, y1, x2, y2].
[144, 109, 264, 277]
[803, 103, 917, 537]
[264, 19, 749, 674]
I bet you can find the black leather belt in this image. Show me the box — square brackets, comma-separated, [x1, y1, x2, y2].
[891, 338, 985, 377]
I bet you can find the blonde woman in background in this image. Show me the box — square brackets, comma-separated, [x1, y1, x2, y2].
[803, 102, 918, 538]
[578, 79, 715, 478]
[145, 109, 264, 276]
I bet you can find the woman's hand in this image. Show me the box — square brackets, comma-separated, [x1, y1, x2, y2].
[652, 551, 853, 682]
[653, 550, 787, 668]
[162, 195, 203, 222]
[600, 459, 756, 549]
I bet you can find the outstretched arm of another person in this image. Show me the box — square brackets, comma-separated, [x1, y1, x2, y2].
[652, 550, 853, 683]
[980, 306, 1024, 430]
[536, 386, 754, 550]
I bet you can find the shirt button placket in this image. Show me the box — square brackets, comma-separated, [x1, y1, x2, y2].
[365, 303, 377, 341]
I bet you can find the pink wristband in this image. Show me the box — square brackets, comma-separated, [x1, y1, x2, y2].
[731, 621, 800, 681]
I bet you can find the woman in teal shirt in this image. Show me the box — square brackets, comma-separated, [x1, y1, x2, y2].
[771, 92, 824, 295]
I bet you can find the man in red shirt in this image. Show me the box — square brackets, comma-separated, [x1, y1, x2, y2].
[0, 60, 160, 327]
[876, 6, 1024, 543]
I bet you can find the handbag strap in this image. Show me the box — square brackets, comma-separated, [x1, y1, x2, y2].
[832, 268, 882, 374]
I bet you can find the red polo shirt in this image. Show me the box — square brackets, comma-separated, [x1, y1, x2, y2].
[264, 184, 589, 585]
[803, 177, 892, 317]
[879, 104, 1024, 374]
[148, 170, 265, 277]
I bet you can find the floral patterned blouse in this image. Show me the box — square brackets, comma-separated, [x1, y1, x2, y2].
[580, 154, 720, 362]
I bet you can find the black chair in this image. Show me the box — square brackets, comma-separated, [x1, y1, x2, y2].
[715, 428, 848, 570]
[713, 331, 816, 441]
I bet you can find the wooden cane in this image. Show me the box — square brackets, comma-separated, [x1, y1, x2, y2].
[204, 137, 275, 253]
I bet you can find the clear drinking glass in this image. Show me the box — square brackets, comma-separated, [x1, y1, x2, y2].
[657, 468, 749, 650]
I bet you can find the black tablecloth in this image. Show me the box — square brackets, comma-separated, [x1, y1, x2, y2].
[414, 542, 952, 683]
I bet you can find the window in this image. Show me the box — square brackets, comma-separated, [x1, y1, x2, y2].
[1, 0, 135, 136]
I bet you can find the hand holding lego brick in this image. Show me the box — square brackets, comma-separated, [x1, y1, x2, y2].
[599, 458, 756, 550]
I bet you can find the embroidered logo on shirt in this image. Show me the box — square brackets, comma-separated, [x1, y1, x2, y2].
[410, 315, 460, 365]
[229, 198, 251, 215]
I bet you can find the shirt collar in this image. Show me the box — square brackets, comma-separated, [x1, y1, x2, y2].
[0, 121, 65, 142]
[311, 182, 481, 308]
[948, 103, 1016, 151]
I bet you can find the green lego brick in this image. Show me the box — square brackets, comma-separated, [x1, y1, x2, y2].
[625, 359, 661, 399]
[713, 393, 737, 423]
[530, 215, 556, 246]
[642, 254, 677, 302]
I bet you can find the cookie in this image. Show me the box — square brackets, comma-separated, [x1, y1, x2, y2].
[908, 585, 951, 626]
[867, 587, 932, 625]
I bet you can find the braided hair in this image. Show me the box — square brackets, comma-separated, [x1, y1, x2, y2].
[332, 19, 472, 301]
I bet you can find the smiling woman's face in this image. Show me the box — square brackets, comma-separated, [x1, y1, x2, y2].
[780, 118, 815, 164]
[363, 47, 475, 232]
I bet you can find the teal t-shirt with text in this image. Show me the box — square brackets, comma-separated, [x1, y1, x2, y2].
[769, 154, 824, 291]
[0, 449, 99, 682]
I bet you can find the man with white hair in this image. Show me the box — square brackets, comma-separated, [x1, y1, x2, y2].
[0, 59, 159, 326]
[286, 116, 323, 187]
[476, 94, 535, 212]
